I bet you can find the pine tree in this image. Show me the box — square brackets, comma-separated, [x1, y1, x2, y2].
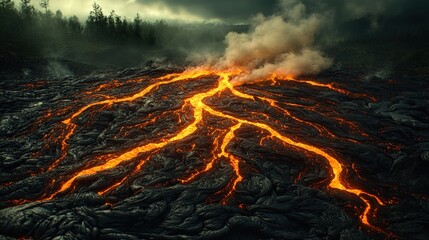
[68, 15, 83, 35]
[20, 0, 35, 19]
[0, 0, 14, 9]
[0, 0, 18, 38]
[55, 9, 62, 19]
[133, 13, 142, 39]
[39, 0, 49, 13]
[107, 10, 116, 36]
[87, 2, 107, 37]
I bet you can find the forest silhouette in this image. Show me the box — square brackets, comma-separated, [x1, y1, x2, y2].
[0, 0, 247, 69]
[1, 0, 428, 74]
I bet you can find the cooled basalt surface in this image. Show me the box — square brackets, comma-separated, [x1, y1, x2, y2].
[0, 67, 428, 239]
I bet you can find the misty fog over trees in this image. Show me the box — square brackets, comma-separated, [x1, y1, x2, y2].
[0, 0, 247, 68]
[0, 0, 428, 75]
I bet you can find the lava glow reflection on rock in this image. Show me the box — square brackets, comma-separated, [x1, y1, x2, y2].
[8, 67, 388, 234]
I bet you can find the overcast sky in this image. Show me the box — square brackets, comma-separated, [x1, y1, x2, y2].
[19, 0, 276, 22]
[14, 0, 429, 24]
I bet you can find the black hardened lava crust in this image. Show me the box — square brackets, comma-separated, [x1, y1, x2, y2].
[1, 67, 428, 240]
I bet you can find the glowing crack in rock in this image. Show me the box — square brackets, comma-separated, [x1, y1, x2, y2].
[10, 67, 387, 232]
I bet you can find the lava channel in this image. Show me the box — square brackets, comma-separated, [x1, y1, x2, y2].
[9, 67, 387, 232]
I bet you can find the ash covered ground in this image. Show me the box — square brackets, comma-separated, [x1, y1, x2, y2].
[0, 65, 428, 240]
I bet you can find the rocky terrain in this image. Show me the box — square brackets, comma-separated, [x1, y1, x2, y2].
[0, 65, 428, 239]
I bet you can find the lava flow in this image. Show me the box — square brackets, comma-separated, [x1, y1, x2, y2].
[6, 66, 387, 233]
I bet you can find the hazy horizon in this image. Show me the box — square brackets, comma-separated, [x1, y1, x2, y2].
[12, 0, 276, 23]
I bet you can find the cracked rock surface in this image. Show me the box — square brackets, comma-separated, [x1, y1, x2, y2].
[1, 67, 428, 239]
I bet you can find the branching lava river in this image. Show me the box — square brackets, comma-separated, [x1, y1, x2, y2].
[1, 66, 428, 240]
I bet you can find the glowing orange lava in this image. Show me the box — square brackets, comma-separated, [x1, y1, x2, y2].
[14, 67, 385, 231]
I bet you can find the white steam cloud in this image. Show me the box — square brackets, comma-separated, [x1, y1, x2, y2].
[219, 1, 332, 85]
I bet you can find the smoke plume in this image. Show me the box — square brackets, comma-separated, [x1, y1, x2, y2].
[219, 1, 332, 85]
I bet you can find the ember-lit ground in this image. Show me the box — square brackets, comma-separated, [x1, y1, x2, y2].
[0, 67, 428, 239]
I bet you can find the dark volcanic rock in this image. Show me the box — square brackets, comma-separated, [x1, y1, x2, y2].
[0, 68, 428, 240]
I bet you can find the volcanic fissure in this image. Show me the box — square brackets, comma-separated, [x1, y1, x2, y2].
[5, 67, 389, 234]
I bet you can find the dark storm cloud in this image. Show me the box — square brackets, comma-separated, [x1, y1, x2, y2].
[281, 0, 429, 25]
[136, 0, 277, 22]
[28, 0, 429, 25]
[134, 0, 429, 27]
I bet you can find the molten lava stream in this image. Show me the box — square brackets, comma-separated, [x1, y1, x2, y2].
[40, 69, 236, 200]
[17, 67, 385, 232]
[44, 68, 215, 171]
[239, 85, 371, 142]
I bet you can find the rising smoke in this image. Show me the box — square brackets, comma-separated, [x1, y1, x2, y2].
[219, 0, 332, 85]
